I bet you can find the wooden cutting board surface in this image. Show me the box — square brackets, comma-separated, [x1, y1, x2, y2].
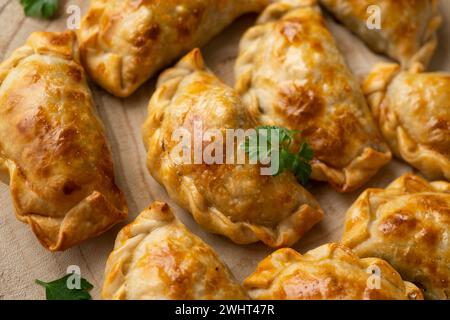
[0, 0, 449, 300]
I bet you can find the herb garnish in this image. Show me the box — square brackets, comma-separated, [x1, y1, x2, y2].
[35, 274, 93, 300]
[242, 126, 314, 185]
[20, 0, 58, 19]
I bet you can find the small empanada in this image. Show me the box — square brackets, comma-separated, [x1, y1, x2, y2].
[0, 31, 128, 251]
[235, 0, 391, 192]
[142, 49, 324, 248]
[342, 174, 450, 300]
[364, 63, 450, 181]
[102, 201, 248, 300]
[320, 0, 442, 67]
[243, 243, 423, 300]
[78, 0, 269, 97]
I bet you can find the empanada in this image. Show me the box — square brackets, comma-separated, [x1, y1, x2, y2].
[320, 0, 442, 67]
[342, 174, 450, 300]
[235, 0, 391, 192]
[364, 63, 450, 181]
[142, 49, 324, 248]
[102, 201, 248, 300]
[243, 243, 423, 300]
[0, 31, 128, 251]
[78, 0, 269, 97]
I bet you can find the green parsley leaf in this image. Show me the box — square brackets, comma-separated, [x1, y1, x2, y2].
[241, 126, 314, 185]
[35, 274, 93, 300]
[20, 0, 59, 19]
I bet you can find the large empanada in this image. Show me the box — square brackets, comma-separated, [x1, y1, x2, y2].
[102, 201, 248, 300]
[142, 49, 324, 248]
[364, 63, 450, 181]
[0, 31, 128, 251]
[78, 0, 269, 97]
[320, 0, 442, 67]
[342, 174, 450, 300]
[243, 243, 423, 300]
[235, 0, 391, 192]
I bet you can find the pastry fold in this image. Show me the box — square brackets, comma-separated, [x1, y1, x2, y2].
[142, 49, 323, 248]
[78, 0, 269, 97]
[342, 174, 450, 300]
[102, 201, 248, 300]
[320, 0, 442, 67]
[243, 243, 423, 300]
[0, 31, 128, 251]
[364, 63, 450, 181]
[235, 0, 391, 192]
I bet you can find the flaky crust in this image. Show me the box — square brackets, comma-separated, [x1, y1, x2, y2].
[77, 0, 269, 97]
[102, 201, 248, 300]
[142, 49, 323, 248]
[320, 0, 442, 67]
[364, 63, 450, 181]
[243, 243, 423, 300]
[342, 174, 450, 299]
[0, 31, 128, 251]
[235, 0, 391, 192]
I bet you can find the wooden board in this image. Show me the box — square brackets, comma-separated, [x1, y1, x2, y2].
[0, 0, 449, 300]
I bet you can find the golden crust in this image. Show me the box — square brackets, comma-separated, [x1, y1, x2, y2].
[364, 63, 450, 181]
[102, 201, 248, 300]
[234, 0, 391, 192]
[142, 49, 323, 248]
[0, 31, 128, 251]
[320, 0, 442, 67]
[342, 174, 450, 300]
[77, 0, 269, 97]
[243, 243, 423, 300]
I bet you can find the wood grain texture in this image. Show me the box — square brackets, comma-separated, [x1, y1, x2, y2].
[0, 0, 449, 300]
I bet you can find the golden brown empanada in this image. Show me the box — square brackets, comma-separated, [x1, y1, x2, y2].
[102, 201, 248, 300]
[0, 31, 128, 251]
[78, 0, 269, 97]
[235, 0, 391, 192]
[320, 0, 442, 67]
[364, 63, 450, 181]
[342, 174, 450, 300]
[243, 243, 423, 300]
[142, 49, 324, 248]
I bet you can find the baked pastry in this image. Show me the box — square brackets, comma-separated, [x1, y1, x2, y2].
[243, 243, 423, 300]
[364, 63, 450, 181]
[235, 0, 391, 192]
[320, 0, 442, 67]
[102, 201, 248, 300]
[0, 31, 128, 251]
[342, 174, 450, 300]
[78, 0, 269, 97]
[142, 49, 324, 247]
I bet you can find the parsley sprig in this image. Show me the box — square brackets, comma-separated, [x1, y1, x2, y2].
[35, 274, 93, 300]
[20, 0, 59, 19]
[242, 126, 314, 185]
